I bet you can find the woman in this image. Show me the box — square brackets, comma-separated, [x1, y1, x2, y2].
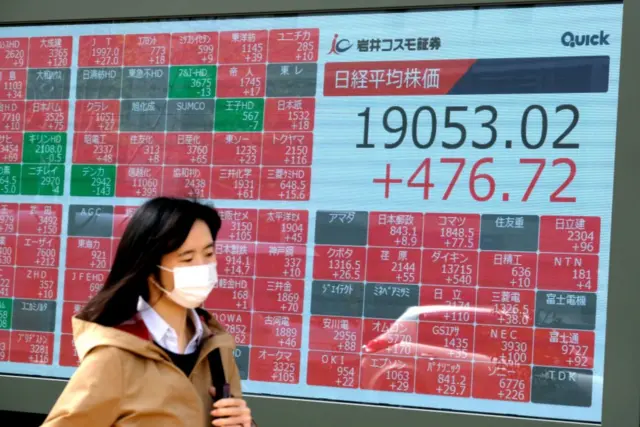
[42, 197, 253, 427]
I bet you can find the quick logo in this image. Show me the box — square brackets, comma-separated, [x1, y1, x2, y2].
[561, 31, 610, 48]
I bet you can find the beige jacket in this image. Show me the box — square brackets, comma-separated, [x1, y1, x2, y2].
[42, 315, 242, 427]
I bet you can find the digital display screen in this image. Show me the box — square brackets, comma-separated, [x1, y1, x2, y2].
[0, 2, 622, 422]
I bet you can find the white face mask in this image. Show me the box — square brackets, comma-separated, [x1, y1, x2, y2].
[155, 263, 218, 309]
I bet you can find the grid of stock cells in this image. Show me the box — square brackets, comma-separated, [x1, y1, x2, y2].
[308, 211, 598, 406]
[72, 30, 318, 201]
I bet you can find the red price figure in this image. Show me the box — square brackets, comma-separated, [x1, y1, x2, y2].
[217, 209, 258, 242]
[262, 133, 313, 167]
[307, 351, 360, 388]
[249, 348, 300, 384]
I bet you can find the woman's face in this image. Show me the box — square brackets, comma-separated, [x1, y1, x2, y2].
[154, 219, 217, 292]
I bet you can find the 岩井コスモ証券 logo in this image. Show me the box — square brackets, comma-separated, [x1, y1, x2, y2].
[328, 34, 353, 54]
[561, 31, 610, 48]
[328, 34, 441, 55]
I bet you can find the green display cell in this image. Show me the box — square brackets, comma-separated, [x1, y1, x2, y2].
[169, 66, 217, 99]
[22, 132, 67, 164]
[0, 298, 12, 330]
[21, 164, 65, 196]
[0, 164, 21, 195]
[214, 98, 264, 132]
[70, 165, 116, 197]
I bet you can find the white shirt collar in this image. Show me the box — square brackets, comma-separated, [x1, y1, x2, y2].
[137, 297, 204, 355]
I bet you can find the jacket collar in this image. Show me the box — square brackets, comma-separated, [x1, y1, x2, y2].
[136, 297, 204, 354]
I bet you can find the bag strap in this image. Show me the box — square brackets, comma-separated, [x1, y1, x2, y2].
[207, 348, 258, 426]
[207, 348, 227, 403]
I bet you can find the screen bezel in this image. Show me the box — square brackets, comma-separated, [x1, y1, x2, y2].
[0, 1, 637, 426]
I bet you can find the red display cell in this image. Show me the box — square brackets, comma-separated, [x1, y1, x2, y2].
[260, 167, 310, 201]
[534, 329, 595, 369]
[478, 252, 537, 289]
[249, 347, 300, 384]
[257, 209, 308, 244]
[366, 247, 421, 284]
[476, 289, 535, 327]
[16, 236, 60, 268]
[62, 301, 86, 334]
[25, 101, 68, 132]
[415, 358, 472, 397]
[0, 330, 9, 362]
[0, 101, 24, 132]
[123, 34, 171, 66]
[14, 267, 57, 300]
[0, 203, 18, 233]
[255, 243, 306, 279]
[211, 310, 252, 346]
[368, 212, 423, 248]
[422, 249, 478, 287]
[204, 277, 254, 311]
[59, 334, 79, 367]
[210, 166, 260, 200]
[171, 32, 218, 65]
[64, 269, 107, 302]
[0, 266, 14, 298]
[29, 37, 72, 68]
[362, 318, 418, 356]
[472, 362, 532, 402]
[538, 253, 599, 292]
[268, 29, 319, 63]
[113, 206, 138, 238]
[539, 216, 601, 254]
[0, 69, 26, 100]
[313, 245, 366, 282]
[262, 132, 313, 167]
[264, 98, 315, 132]
[72, 133, 118, 164]
[423, 213, 480, 249]
[253, 278, 304, 314]
[164, 133, 212, 166]
[10, 331, 54, 365]
[217, 208, 258, 242]
[419, 285, 476, 324]
[307, 351, 361, 388]
[216, 242, 256, 277]
[309, 316, 362, 352]
[74, 100, 119, 132]
[251, 313, 302, 349]
[0, 234, 17, 266]
[162, 166, 211, 199]
[78, 35, 124, 67]
[116, 165, 162, 198]
[218, 31, 268, 64]
[417, 322, 474, 360]
[65, 237, 112, 270]
[360, 355, 416, 392]
[118, 133, 165, 165]
[0, 38, 28, 68]
[474, 325, 533, 366]
[212, 133, 262, 166]
[216, 64, 266, 98]
[0, 133, 23, 163]
[18, 203, 62, 235]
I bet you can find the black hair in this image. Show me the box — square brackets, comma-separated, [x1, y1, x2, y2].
[77, 197, 221, 326]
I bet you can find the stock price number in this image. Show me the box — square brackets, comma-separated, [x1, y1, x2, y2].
[374, 157, 577, 203]
[357, 104, 579, 150]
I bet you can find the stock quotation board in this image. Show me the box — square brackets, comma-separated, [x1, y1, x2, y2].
[0, 2, 622, 423]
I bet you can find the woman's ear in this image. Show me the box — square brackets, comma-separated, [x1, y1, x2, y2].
[148, 269, 162, 288]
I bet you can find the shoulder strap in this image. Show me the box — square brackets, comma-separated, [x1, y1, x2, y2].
[207, 348, 258, 426]
[207, 348, 226, 402]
